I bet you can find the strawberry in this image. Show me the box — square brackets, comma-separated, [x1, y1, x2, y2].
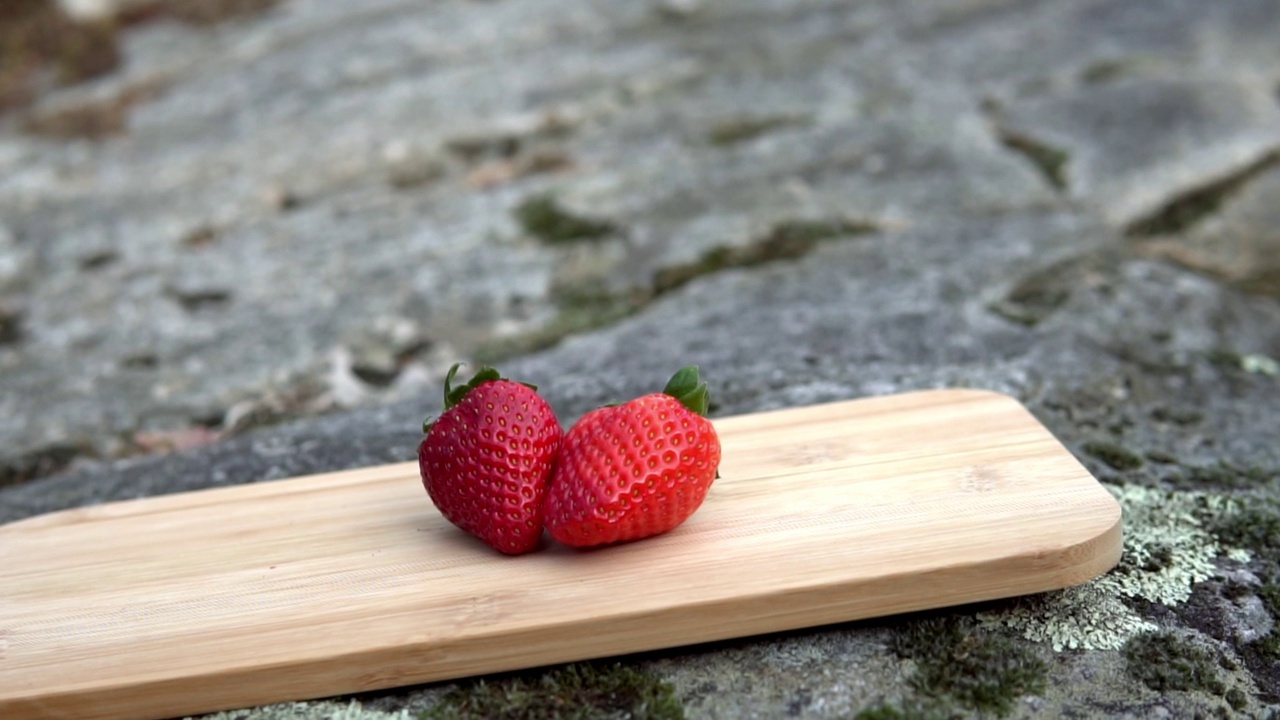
[543, 365, 722, 547]
[418, 364, 562, 554]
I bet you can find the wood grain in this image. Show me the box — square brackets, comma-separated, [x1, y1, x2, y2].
[0, 389, 1122, 720]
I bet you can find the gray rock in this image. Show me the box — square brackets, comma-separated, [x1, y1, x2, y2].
[996, 79, 1280, 227]
[1138, 164, 1280, 297]
[1225, 595, 1275, 645]
[0, 0, 1067, 475]
[4, 0, 1280, 718]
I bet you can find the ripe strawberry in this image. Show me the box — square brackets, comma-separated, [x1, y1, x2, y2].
[418, 364, 561, 555]
[543, 365, 722, 547]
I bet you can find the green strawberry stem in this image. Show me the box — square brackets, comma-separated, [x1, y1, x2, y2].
[443, 363, 503, 409]
[423, 363, 537, 433]
[662, 365, 709, 416]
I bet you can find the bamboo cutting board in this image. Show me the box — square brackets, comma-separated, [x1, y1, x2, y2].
[0, 389, 1122, 720]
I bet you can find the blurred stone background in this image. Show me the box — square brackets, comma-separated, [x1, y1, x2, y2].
[2, 0, 1280, 717]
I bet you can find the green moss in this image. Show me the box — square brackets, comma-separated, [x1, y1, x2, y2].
[851, 704, 908, 720]
[1079, 56, 1166, 85]
[1254, 579, 1280, 661]
[472, 282, 643, 363]
[1224, 686, 1249, 711]
[771, 219, 879, 245]
[1203, 349, 1280, 375]
[1206, 498, 1280, 566]
[1167, 461, 1276, 492]
[1260, 583, 1280, 614]
[515, 195, 617, 244]
[706, 115, 805, 146]
[420, 661, 683, 720]
[1258, 634, 1280, 661]
[998, 132, 1069, 191]
[989, 288, 1069, 327]
[1079, 59, 1130, 84]
[0, 442, 86, 488]
[652, 218, 877, 294]
[1149, 406, 1204, 426]
[988, 257, 1082, 327]
[478, 217, 875, 361]
[1145, 450, 1179, 465]
[889, 617, 1046, 717]
[1082, 441, 1144, 471]
[1206, 348, 1244, 371]
[1123, 632, 1226, 695]
[1126, 153, 1279, 237]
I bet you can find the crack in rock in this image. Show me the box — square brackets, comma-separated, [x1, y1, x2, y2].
[1126, 152, 1280, 238]
[0, 443, 87, 489]
[167, 286, 234, 312]
[652, 218, 879, 295]
[477, 217, 881, 363]
[995, 79, 1280, 227]
[0, 303, 24, 345]
[997, 130, 1070, 192]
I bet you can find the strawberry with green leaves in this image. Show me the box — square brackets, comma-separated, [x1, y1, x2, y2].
[418, 364, 562, 555]
[543, 365, 722, 547]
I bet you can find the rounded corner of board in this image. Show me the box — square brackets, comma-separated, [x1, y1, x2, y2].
[1058, 502, 1125, 587]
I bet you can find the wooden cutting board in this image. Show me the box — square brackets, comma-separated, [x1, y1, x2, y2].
[0, 389, 1121, 720]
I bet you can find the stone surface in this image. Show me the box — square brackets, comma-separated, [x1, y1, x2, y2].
[3, 0, 1280, 718]
[1138, 163, 1280, 297]
[995, 79, 1280, 227]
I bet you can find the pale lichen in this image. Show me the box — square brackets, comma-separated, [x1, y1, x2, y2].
[1240, 353, 1280, 376]
[1226, 547, 1254, 563]
[1106, 484, 1224, 605]
[983, 582, 1158, 651]
[190, 700, 413, 720]
[981, 484, 1241, 651]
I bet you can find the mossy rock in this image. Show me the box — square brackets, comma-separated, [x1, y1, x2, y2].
[515, 195, 618, 244]
[1081, 441, 1144, 471]
[421, 661, 684, 720]
[1123, 632, 1227, 696]
[888, 616, 1046, 717]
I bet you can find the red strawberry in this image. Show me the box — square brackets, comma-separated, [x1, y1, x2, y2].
[543, 365, 722, 547]
[418, 364, 561, 554]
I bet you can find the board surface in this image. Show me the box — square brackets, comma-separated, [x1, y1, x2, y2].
[0, 389, 1122, 720]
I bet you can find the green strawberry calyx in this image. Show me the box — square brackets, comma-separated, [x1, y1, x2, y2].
[662, 365, 710, 417]
[422, 363, 537, 433]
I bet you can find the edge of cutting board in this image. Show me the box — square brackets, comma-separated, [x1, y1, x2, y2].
[0, 388, 1123, 720]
